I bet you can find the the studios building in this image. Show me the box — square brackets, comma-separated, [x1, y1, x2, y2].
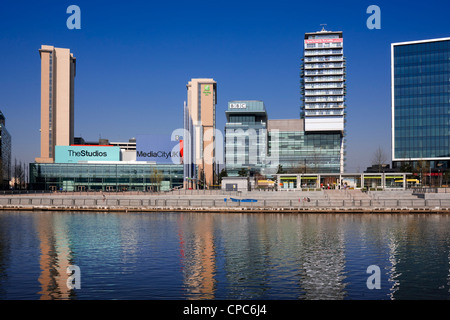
[30, 45, 184, 191]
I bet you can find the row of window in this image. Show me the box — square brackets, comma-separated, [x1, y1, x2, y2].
[305, 43, 342, 49]
[305, 83, 343, 89]
[394, 52, 450, 65]
[304, 49, 343, 56]
[48, 52, 53, 158]
[305, 96, 344, 102]
[305, 110, 344, 116]
[395, 85, 450, 96]
[304, 56, 343, 63]
[305, 103, 344, 109]
[30, 164, 184, 178]
[304, 70, 343, 76]
[395, 129, 450, 139]
[395, 68, 450, 77]
[304, 76, 344, 82]
[305, 89, 344, 95]
[395, 95, 450, 105]
[394, 40, 450, 54]
[394, 149, 450, 159]
[304, 62, 344, 69]
[394, 78, 450, 89]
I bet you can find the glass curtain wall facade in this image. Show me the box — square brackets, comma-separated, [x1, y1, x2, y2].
[268, 131, 341, 173]
[0, 111, 11, 189]
[225, 101, 268, 176]
[29, 163, 184, 191]
[392, 38, 450, 170]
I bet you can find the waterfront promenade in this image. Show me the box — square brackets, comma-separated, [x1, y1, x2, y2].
[1, 189, 450, 213]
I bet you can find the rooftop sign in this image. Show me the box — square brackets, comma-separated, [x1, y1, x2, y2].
[229, 103, 247, 109]
[136, 134, 181, 164]
[55, 145, 121, 163]
[304, 38, 343, 44]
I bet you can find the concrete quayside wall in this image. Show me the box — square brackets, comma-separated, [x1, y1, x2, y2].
[0, 189, 450, 213]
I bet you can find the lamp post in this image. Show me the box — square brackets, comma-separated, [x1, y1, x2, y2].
[381, 164, 388, 190]
[429, 162, 432, 187]
[437, 162, 443, 188]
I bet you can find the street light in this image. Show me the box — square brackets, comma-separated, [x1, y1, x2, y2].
[381, 164, 388, 189]
[437, 162, 443, 188]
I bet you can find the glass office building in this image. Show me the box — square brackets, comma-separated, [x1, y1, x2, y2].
[267, 119, 341, 174]
[392, 37, 450, 171]
[29, 163, 184, 191]
[224, 101, 268, 176]
[0, 111, 11, 189]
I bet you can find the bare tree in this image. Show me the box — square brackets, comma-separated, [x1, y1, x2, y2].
[13, 158, 26, 190]
[372, 146, 388, 172]
[415, 160, 429, 186]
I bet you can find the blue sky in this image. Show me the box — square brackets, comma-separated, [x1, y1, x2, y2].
[1, 0, 450, 172]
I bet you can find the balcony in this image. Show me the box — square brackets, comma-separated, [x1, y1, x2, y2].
[304, 76, 344, 83]
[304, 70, 344, 76]
[304, 49, 343, 56]
[305, 96, 344, 102]
[304, 110, 345, 116]
[304, 43, 342, 49]
[304, 83, 344, 89]
[304, 63, 344, 69]
[304, 103, 344, 109]
[305, 89, 344, 96]
[304, 56, 344, 63]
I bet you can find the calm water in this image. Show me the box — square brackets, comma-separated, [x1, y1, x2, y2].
[0, 211, 449, 300]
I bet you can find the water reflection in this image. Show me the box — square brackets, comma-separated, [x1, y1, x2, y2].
[178, 214, 216, 299]
[0, 211, 448, 300]
[294, 215, 347, 299]
[36, 213, 74, 300]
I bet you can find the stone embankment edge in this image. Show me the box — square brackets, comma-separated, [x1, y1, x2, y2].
[1, 205, 450, 214]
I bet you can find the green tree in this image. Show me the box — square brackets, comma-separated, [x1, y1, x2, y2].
[218, 168, 228, 183]
[276, 164, 285, 174]
[238, 168, 248, 177]
[150, 168, 163, 192]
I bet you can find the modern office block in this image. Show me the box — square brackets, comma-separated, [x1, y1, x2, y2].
[224, 100, 268, 176]
[267, 119, 341, 174]
[29, 163, 183, 191]
[36, 45, 76, 163]
[184, 78, 217, 188]
[301, 27, 346, 172]
[0, 110, 11, 189]
[392, 37, 450, 172]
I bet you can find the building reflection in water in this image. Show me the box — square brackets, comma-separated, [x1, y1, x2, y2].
[36, 213, 74, 300]
[11, 211, 445, 300]
[176, 213, 350, 300]
[178, 213, 216, 299]
[294, 215, 347, 300]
